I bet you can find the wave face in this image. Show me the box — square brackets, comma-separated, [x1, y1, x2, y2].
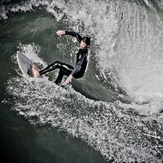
[1, 0, 163, 162]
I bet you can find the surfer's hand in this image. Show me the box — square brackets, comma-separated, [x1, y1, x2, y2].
[65, 75, 72, 84]
[57, 30, 65, 37]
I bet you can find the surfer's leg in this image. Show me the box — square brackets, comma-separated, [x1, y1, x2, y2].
[55, 70, 64, 84]
[39, 61, 61, 75]
[39, 61, 73, 84]
[55, 62, 74, 84]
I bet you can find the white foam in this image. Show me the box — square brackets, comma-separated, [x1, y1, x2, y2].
[18, 43, 47, 67]
[6, 76, 162, 162]
[93, 1, 163, 114]
[143, 0, 152, 8]
[154, 0, 163, 9]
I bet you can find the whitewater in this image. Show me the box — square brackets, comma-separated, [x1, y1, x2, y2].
[0, 0, 163, 162]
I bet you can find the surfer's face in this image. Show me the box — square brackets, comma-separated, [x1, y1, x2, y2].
[80, 40, 87, 49]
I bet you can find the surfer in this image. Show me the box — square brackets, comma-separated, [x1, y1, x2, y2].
[32, 30, 90, 84]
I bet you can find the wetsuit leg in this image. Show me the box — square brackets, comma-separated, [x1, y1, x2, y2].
[55, 62, 74, 84]
[39, 61, 59, 75]
[39, 61, 74, 84]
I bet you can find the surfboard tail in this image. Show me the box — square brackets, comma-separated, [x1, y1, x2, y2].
[17, 52, 40, 78]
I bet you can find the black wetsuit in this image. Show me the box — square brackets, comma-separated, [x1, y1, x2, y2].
[39, 31, 89, 84]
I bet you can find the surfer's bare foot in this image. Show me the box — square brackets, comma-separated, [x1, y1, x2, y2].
[32, 65, 40, 77]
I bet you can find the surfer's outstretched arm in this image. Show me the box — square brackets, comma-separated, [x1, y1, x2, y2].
[56, 30, 65, 36]
[57, 30, 82, 43]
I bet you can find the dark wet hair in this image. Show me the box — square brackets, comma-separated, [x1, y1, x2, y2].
[82, 37, 90, 46]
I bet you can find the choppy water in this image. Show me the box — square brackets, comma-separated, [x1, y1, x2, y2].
[1, 0, 163, 162]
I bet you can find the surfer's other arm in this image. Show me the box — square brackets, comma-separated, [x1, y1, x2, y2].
[65, 74, 73, 84]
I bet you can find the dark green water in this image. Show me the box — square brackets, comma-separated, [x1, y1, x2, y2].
[0, 105, 105, 163]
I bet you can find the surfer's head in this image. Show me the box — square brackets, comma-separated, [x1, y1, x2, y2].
[80, 37, 90, 49]
[83, 37, 90, 46]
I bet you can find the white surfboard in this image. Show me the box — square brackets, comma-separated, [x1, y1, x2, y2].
[17, 52, 39, 78]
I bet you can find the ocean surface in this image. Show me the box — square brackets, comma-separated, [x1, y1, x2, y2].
[0, 0, 163, 162]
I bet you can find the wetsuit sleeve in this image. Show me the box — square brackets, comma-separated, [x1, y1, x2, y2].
[71, 54, 86, 77]
[65, 31, 83, 43]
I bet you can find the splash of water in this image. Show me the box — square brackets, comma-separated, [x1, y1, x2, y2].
[2, 0, 163, 162]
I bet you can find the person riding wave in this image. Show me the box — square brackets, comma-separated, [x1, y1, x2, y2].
[32, 30, 90, 85]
